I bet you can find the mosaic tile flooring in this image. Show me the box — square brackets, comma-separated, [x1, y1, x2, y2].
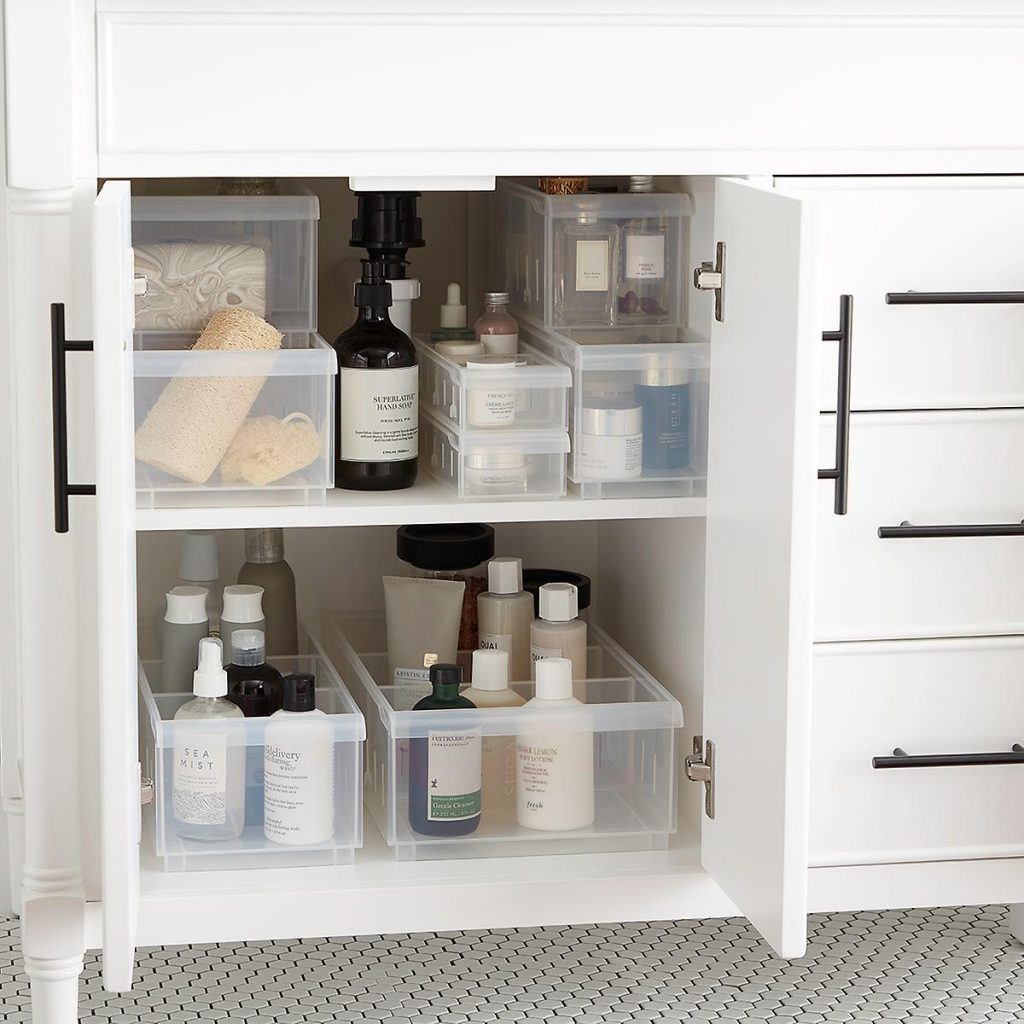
[2, 906, 1024, 1022]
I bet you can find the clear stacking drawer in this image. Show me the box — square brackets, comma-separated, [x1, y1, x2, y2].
[493, 180, 692, 329]
[323, 611, 683, 862]
[414, 337, 571, 432]
[529, 326, 710, 499]
[140, 651, 364, 872]
[420, 409, 569, 501]
[133, 331, 336, 508]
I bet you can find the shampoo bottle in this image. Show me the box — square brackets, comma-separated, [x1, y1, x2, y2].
[161, 586, 210, 693]
[530, 582, 588, 696]
[408, 663, 481, 838]
[220, 585, 266, 665]
[264, 673, 336, 846]
[178, 530, 221, 634]
[516, 657, 595, 832]
[237, 528, 298, 656]
[172, 637, 245, 842]
[477, 557, 534, 682]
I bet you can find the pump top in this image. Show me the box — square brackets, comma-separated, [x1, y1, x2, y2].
[350, 191, 425, 280]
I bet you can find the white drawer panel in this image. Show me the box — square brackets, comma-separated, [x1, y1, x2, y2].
[811, 637, 1024, 867]
[781, 178, 1024, 412]
[815, 410, 1024, 641]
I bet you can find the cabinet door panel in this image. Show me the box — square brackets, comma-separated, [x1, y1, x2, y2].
[702, 179, 820, 959]
[94, 180, 140, 990]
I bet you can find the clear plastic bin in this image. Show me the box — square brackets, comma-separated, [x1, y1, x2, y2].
[131, 194, 318, 332]
[420, 409, 569, 501]
[140, 652, 364, 872]
[414, 337, 571, 432]
[493, 180, 692, 330]
[133, 331, 336, 508]
[322, 611, 682, 862]
[528, 326, 710, 499]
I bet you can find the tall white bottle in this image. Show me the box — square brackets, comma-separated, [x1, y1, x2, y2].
[516, 658, 595, 832]
[477, 557, 534, 682]
[264, 673, 335, 846]
[530, 582, 588, 698]
[172, 637, 245, 842]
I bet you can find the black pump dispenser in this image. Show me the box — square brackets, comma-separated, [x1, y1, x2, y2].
[350, 192, 424, 281]
[354, 259, 393, 311]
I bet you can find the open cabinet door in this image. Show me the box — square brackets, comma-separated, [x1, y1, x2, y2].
[93, 181, 140, 989]
[701, 179, 819, 958]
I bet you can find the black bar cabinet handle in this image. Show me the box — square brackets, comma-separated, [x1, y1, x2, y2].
[817, 295, 853, 516]
[873, 744, 1024, 769]
[886, 290, 1024, 305]
[50, 303, 95, 534]
[878, 520, 1024, 539]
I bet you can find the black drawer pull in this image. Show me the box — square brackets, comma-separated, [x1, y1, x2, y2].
[51, 303, 96, 534]
[878, 520, 1024, 539]
[873, 744, 1024, 769]
[886, 291, 1024, 305]
[817, 294, 853, 516]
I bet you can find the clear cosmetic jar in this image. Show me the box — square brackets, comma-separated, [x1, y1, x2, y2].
[465, 354, 527, 428]
[464, 449, 529, 496]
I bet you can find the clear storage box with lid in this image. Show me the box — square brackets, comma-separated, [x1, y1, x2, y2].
[322, 611, 683, 862]
[528, 326, 710, 499]
[493, 178, 692, 329]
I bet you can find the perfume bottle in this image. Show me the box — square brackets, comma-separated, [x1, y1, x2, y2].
[617, 176, 670, 325]
[553, 214, 617, 326]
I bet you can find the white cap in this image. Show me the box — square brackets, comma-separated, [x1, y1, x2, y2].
[539, 582, 578, 623]
[472, 648, 510, 691]
[440, 282, 468, 329]
[222, 584, 264, 623]
[488, 557, 523, 595]
[193, 637, 228, 697]
[165, 585, 209, 625]
[535, 658, 573, 700]
[179, 531, 219, 584]
[388, 278, 421, 302]
[230, 628, 266, 667]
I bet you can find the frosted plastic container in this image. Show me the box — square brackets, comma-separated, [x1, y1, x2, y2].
[414, 337, 571, 432]
[529, 326, 710, 499]
[133, 331, 337, 508]
[493, 180, 692, 329]
[323, 611, 682, 862]
[132, 194, 318, 332]
[420, 409, 570, 501]
[140, 652, 364, 872]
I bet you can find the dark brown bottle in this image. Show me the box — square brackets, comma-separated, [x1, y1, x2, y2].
[333, 259, 418, 491]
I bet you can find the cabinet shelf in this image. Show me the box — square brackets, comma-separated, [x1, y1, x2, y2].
[133, 479, 706, 531]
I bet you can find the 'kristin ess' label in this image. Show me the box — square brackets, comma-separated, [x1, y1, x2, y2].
[625, 233, 666, 280]
[478, 632, 512, 654]
[575, 240, 610, 292]
[173, 734, 228, 825]
[339, 365, 418, 462]
[426, 730, 482, 821]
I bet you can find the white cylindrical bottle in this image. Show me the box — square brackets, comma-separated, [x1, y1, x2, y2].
[178, 530, 221, 634]
[516, 658, 595, 832]
[161, 586, 210, 694]
[172, 637, 245, 842]
[530, 582, 588, 698]
[264, 673, 335, 846]
[220, 584, 266, 665]
[477, 557, 534, 682]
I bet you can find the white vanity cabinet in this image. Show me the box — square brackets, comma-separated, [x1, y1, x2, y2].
[7, 5, 1024, 1023]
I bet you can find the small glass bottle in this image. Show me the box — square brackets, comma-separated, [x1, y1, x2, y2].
[474, 292, 519, 355]
[616, 175, 670, 325]
[553, 214, 618, 326]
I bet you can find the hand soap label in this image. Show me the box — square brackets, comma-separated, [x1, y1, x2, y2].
[575, 240, 610, 292]
[625, 234, 665, 279]
[426, 729, 482, 821]
[173, 734, 228, 825]
[339, 366, 418, 462]
[478, 632, 512, 654]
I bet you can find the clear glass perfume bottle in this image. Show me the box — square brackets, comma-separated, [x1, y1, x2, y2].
[616, 175, 670, 325]
[553, 214, 618, 326]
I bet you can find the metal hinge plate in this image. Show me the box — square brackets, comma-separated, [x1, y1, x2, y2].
[685, 735, 716, 819]
[693, 241, 726, 323]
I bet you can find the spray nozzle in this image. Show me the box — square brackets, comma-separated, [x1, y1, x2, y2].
[193, 636, 228, 698]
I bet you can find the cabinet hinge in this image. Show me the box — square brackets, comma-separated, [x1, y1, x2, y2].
[685, 735, 716, 819]
[140, 777, 154, 806]
[693, 241, 726, 323]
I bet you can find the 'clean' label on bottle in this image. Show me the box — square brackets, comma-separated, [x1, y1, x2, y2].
[575, 240, 610, 292]
[339, 365, 418, 462]
[625, 234, 665, 279]
[478, 632, 512, 653]
[426, 730, 482, 821]
[173, 735, 228, 825]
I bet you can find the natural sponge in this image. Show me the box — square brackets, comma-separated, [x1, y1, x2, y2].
[219, 413, 322, 487]
[134, 307, 283, 484]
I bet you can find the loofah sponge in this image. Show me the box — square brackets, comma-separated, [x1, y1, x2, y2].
[134, 307, 283, 484]
[219, 413, 322, 486]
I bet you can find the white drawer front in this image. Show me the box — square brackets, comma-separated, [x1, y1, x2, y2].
[815, 410, 1024, 641]
[781, 178, 1024, 412]
[811, 637, 1024, 867]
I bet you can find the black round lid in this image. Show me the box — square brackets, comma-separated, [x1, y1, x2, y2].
[282, 672, 316, 713]
[523, 569, 592, 616]
[429, 663, 462, 688]
[396, 524, 495, 571]
[230, 679, 273, 718]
